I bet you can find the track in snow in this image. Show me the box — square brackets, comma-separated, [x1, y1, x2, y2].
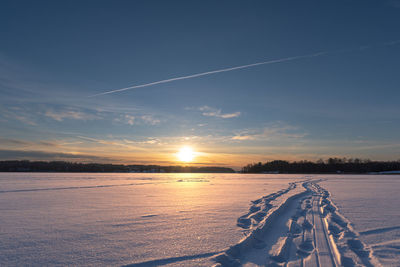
[213, 180, 380, 267]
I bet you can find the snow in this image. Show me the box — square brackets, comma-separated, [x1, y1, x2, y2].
[213, 179, 380, 266]
[1, 173, 399, 266]
[321, 175, 400, 266]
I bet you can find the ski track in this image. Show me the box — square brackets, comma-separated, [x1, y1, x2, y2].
[213, 179, 382, 267]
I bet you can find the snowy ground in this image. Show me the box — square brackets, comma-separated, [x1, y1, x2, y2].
[321, 175, 400, 267]
[0, 173, 399, 266]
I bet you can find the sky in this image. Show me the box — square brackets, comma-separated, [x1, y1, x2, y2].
[1, 0, 399, 169]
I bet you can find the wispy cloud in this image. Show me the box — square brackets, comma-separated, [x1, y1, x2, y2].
[141, 115, 161, 125]
[0, 149, 113, 162]
[0, 138, 32, 146]
[1, 107, 37, 126]
[231, 122, 307, 141]
[44, 109, 99, 121]
[1, 104, 104, 125]
[114, 114, 135, 125]
[11, 114, 37, 126]
[76, 136, 148, 151]
[199, 106, 241, 119]
[0, 137, 77, 149]
[231, 135, 254, 141]
[126, 115, 135, 125]
[114, 114, 160, 126]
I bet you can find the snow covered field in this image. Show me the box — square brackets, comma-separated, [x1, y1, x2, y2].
[0, 173, 399, 266]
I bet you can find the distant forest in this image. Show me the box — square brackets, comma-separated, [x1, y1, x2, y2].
[0, 161, 235, 173]
[2, 159, 400, 174]
[242, 158, 400, 174]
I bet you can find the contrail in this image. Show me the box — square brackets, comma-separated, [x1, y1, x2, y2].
[90, 39, 400, 97]
[89, 52, 327, 97]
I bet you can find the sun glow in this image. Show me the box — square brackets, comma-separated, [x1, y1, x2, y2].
[177, 146, 195, 162]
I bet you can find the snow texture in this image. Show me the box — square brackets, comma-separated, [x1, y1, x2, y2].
[1, 173, 399, 266]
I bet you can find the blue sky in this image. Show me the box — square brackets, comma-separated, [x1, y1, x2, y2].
[1, 0, 399, 168]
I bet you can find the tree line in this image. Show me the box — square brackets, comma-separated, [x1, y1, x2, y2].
[241, 158, 400, 174]
[0, 160, 235, 173]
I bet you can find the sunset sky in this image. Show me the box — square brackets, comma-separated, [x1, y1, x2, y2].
[1, 0, 399, 169]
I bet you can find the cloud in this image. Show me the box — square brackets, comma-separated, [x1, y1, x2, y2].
[0, 149, 112, 162]
[231, 122, 307, 142]
[0, 138, 32, 146]
[13, 114, 37, 125]
[219, 112, 241, 119]
[76, 136, 148, 151]
[231, 135, 255, 141]
[124, 115, 135, 125]
[123, 138, 161, 145]
[199, 106, 241, 119]
[1, 107, 37, 126]
[1, 104, 104, 126]
[114, 114, 160, 126]
[114, 114, 135, 125]
[141, 115, 160, 125]
[0, 137, 79, 150]
[44, 109, 99, 121]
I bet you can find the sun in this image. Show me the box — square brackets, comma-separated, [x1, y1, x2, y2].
[177, 146, 195, 162]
